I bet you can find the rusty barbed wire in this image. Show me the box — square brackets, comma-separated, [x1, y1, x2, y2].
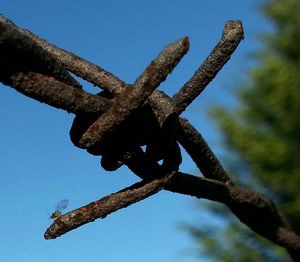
[1, 14, 300, 261]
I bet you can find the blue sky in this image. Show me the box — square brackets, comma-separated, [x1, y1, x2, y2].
[0, 1, 270, 261]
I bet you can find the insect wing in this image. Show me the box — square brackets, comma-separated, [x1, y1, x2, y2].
[55, 199, 68, 212]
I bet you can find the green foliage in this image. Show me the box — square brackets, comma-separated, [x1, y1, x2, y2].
[188, 0, 300, 260]
[185, 203, 290, 261]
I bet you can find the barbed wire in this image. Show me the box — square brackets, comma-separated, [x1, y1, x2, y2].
[1, 14, 299, 260]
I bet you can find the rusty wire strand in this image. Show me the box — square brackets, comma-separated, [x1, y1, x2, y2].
[0, 15, 126, 95]
[3, 73, 112, 115]
[0, 16, 82, 89]
[178, 118, 234, 185]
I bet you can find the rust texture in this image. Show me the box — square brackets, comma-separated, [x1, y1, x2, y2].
[173, 20, 244, 114]
[1, 14, 300, 260]
[4, 72, 112, 115]
[77, 36, 189, 149]
[178, 118, 234, 185]
[44, 172, 176, 239]
[0, 16, 82, 89]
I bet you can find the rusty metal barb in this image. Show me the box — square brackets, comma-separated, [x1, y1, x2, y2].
[173, 20, 244, 114]
[44, 172, 176, 239]
[134, 37, 189, 88]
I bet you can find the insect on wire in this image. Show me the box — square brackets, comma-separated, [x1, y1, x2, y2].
[50, 199, 69, 220]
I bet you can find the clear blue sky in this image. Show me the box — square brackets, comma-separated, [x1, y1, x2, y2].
[0, 1, 270, 261]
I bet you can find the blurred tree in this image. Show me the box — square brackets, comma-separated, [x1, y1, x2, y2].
[186, 0, 300, 261]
